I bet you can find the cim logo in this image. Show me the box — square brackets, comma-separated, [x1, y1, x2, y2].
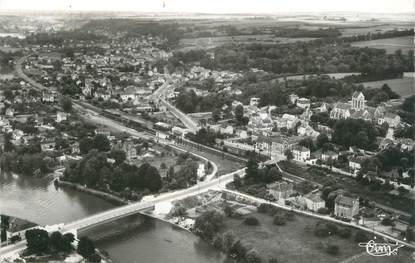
[359, 240, 404, 256]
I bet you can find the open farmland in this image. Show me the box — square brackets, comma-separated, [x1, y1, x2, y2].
[361, 77, 414, 98]
[178, 34, 316, 51]
[339, 24, 413, 37]
[220, 211, 412, 263]
[351, 36, 413, 54]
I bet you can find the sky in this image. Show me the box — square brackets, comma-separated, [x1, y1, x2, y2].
[0, 0, 413, 13]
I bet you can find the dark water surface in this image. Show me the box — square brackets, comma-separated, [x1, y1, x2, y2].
[0, 172, 231, 263]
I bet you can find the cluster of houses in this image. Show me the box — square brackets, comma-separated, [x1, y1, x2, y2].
[266, 180, 359, 220]
[24, 35, 174, 112]
[199, 90, 413, 177]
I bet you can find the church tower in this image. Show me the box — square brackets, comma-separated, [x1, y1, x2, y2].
[351, 91, 365, 110]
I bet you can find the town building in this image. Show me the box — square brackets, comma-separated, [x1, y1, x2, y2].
[296, 98, 311, 109]
[197, 163, 205, 179]
[250, 97, 260, 107]
[348, 156, 365, 173]
[292, 145, 310, 162]
[334, 195, 359, 220]
[289, 94, 299, 104]
[56, 112, 68, 123]
[377, 112, 401, 128]
[266, 181, 294, 200]
[321, 151, 339, 161]
[303, 190, 326, 212]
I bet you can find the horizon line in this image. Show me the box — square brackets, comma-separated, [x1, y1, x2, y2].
[0, 9, 413, 15]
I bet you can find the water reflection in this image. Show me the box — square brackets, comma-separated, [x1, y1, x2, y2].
[92, 217, 233, 263]
[0, 171, 114, 225]
[0, 173, 232, 263]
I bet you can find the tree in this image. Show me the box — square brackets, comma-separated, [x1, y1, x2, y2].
[109, 149, 126, 166]
[332, 119, 378, 150]
[316, 133, 329, 149]
[3, 133, 14, 152]
[299, 137, 314, 151]
[245, 159, 259, 182]
[1, 229, 6, 242]
[49, 231, 63, 252]
[25, 228, 50, 254]
[233, 174, 242, 188]
[3, 89, 14, 101]
[355, 131, 369, 149]
[62, 233, 75, 252]
[60, 96, 72, 112]
[77, 236, 95, 258]
[1, 215, 10, 229]
[224, 203, 234, 217]
[244, 216, 260, 226]
[231, 240, 248, 258]
[79, 137, 94, 154]
[194, 209, 225, 239]
[235, 105, 244, 120]
[212, 108, 221, 122]
[284, 149, 293, 161]
[402, 95, 415, 113]
[222, 230, 236, 253]
[167, 166, 175, 179]
[405, 227, 414, 242]
[141, 164, 162, 192]
[92, 134, 111, 152]
[409, 210, 415, 226]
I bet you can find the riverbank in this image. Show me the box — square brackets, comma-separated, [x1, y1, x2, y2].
[57, 179, 200, 237]
[0, 214, 37, 247]
[1, 171, 230, 262]
[55, 180, 128, 206]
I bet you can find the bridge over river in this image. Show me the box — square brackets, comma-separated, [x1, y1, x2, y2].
[0, 169, 246, 260]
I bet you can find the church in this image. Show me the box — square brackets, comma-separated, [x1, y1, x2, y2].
[329, 91, 389, 123]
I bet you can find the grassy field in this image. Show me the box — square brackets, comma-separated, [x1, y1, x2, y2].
[361, 77, 414, 98]
[220, 211, 412, 263]
[351, 36, 413, 54]
[340, 24, 413, 37]
[348, 250, 413, 263]
[178, 34, 316, 51]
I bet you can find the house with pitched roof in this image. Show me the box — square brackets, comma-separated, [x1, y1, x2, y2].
[303, 190, 326, 212]
[334, 195, 359, 220]
[266, 181, 294, 200]
[292, 145, 311, 162]
[377, 112, 401, 128]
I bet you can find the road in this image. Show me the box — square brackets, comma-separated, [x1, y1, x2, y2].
[11, 54, 413, 258]
[149, 77, 200, 133]
[15, 55, 57, 92]
[0, 168, 245, 260]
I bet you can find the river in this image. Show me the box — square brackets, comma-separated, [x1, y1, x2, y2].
[0, 172, 231, 263]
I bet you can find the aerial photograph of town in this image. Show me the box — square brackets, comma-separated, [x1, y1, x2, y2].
[0, 0, 413, 262]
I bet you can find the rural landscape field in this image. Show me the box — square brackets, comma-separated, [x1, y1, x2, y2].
[351, 35, 413, 54]
[179, 35, 316, 51]
[362, 77, 414, 98]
